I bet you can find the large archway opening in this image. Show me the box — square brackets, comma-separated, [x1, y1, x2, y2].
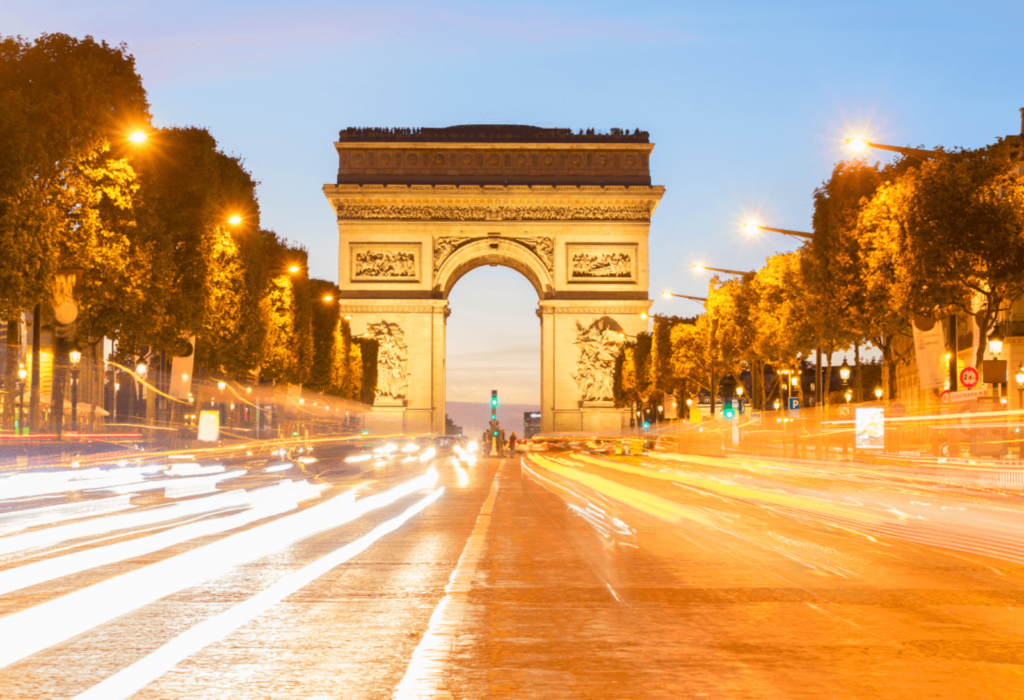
[444, 265, 540, 440]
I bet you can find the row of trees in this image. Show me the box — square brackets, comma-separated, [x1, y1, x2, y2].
[0, 34, 374, 430]
[616, 136, 1024, 414]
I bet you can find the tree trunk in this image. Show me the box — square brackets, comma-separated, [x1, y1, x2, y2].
[854, 344, 862, 403]
[4, 319, 19, 429]
[824, 344, 834, 406]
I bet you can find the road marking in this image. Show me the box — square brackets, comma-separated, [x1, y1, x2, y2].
[72, 486, 445, 700]
[394, 460, 504, 699]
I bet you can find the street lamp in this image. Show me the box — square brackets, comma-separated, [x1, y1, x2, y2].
[773, 400, 781, 410]
[136, 362, 148, 378]
[322, 295, 334, 302]
[217, 381, 227, 391]
[839, 359, 851, 384]
[692, 263, 754, 276]
[288, 265, 300, 274]
[1016, 365, 1024, 413]
[988, 327, 1004, 356]
[227, 215, 243, 225]
[845, 137, 938, 161]
[742, 221, 814, 240]
[113, 381, 120, 424]
[69, 348, 81, 433]
[128, 130, 147, 143]
[661, 290, 708, 302]
[844, 391, 853, 403]
[874, 387, 883, 400]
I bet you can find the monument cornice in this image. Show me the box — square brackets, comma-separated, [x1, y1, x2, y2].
[335, 141, 654, 152]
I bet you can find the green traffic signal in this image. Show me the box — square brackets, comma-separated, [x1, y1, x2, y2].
[722, 400, 735, 420]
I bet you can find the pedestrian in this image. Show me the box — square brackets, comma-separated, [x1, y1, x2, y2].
[508, 431, 517, 458]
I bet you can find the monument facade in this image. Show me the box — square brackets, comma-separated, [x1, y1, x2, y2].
[323, 125, 664, 434]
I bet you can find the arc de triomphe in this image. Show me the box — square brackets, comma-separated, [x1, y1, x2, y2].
[323, 125, 664, 434]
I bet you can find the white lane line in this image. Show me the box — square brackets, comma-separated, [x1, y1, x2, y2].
[72, 487, 445, 700]
[0, 483, 325, 596]
[394, 461, 504, 699]
[0, 469, 438, 670]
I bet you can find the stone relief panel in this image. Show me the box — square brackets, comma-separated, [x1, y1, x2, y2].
[566, 244, 638, 283]
[335, 204, 653, 222]
[350, 243, 420, 282]
[571, 317, 624, 403]
[433, 235, 554, 273]
[368, 320, 409, 402]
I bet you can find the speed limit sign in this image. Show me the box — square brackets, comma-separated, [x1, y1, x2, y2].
[960, 366, 979, 389]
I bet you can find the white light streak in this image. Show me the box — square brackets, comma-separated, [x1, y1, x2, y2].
[0, 495, 135, 537]
[420, 447, 436, 462]
[0, 490, 247, 558]
[72, 487, 445, 700]
[0, 469, 437, 670]
[264, 463, 292, 473]
[0, 484, 325, 596]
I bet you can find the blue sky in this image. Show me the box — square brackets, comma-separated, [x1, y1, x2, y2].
[7, 0, 1024, 413]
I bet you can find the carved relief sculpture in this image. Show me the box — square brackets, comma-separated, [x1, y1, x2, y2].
[354, 250, 417, 278]
[433, 237, 470, 272]
[368, 320, 409, 401]
[433, 235, 555, 273]
[337, 204, 652, 222]
[571, 251, 632, 278]
[571, 317, 624, 403]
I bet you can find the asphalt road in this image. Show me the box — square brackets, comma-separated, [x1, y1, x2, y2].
[0, 442, 1022, 698]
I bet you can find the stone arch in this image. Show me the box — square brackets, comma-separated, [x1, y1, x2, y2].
[434, 238, 554, 300]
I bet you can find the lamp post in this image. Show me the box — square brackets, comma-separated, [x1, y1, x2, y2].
[874, 387, 883, 400]
[69, 348, 81, 433]
[989, 328, 1005, 399]
[742, 221, 814, 240]
[845, 138, 938, 161]
[113, 381, 120, 424]
[16, 366, 27, 435]
[661, 290, 708, 303]
[691, 263, 754, 276]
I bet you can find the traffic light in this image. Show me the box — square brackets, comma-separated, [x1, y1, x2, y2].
[722, 400, 735, 420]
[491, 390, 498, 408]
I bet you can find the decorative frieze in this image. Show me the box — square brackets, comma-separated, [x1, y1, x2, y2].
[335, 204, 652, 221]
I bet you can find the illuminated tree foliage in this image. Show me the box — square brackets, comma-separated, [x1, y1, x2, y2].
[859, 143, 1024, 367]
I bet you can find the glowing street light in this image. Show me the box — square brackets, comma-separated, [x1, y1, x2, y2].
[661, 290, 707, 302]
[742, 220, 814, 240]
[288, 265, 300, 274]
[692, 263, 753, 276]
[322, 295, 334, 302]
[217, 381, 226, 391]
[874, 387, 883, 400]
[845, 137, 938, 161]
[128, 131, 147, 143]
[136, 362, 148, 377]
[839, 360, 851, 383]
[227, 215, 243, 225]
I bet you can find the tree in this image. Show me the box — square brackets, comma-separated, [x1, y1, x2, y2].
[614, 331, 653, 421]
[858, 143, 1024, 368]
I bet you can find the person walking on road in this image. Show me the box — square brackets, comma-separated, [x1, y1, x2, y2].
[508, 432, 517, 458]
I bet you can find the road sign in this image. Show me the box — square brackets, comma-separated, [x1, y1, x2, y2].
[890, 402, 906, 417]
[949, 389, 985, 403]
[838, 405, 852, 418]
[960, 366, 979, 389]
[788, 397, 801, 410]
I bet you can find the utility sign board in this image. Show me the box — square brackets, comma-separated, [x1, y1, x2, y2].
[960, 366, 979, 389]
[788, 398, 801, 411]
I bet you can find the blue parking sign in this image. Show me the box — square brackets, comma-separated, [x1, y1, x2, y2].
[788, 397, 801, 410]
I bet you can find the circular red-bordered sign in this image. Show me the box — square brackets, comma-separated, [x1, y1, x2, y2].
[960, 366, 979, 389]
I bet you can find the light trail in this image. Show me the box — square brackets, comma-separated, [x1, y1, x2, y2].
[72, 487, 445, 700]
[0, 489, 249, 558]
[0, 495, 135, 536]
[0, 482, 325, 596]
[0, 469, 438, 670]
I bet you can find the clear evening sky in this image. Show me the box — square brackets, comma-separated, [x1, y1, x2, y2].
[7, 1, 1024, 418]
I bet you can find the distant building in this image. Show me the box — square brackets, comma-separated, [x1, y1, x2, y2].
[523, 412, 541, 439]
